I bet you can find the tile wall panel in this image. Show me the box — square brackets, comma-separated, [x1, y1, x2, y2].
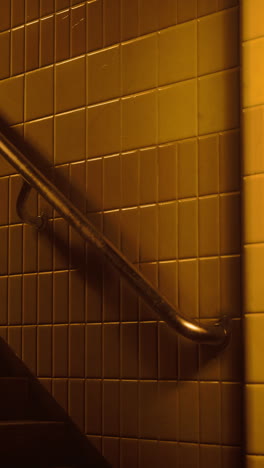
[242, 1, 264, 467]
[0, 1, 241, 467]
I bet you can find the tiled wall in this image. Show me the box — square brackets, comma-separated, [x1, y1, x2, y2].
[242, 1, 264, 467]
[0, 1, 241, 467]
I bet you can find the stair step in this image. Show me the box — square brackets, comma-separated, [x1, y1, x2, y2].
[0, 420, 77, 465]
[0, 378, 30, 419]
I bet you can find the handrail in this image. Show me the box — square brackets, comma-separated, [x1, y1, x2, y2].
[0, 120, 231, 346]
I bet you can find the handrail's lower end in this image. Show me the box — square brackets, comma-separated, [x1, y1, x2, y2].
[210, 315, 232, 349]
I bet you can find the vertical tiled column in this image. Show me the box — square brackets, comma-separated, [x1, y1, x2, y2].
[242, 1, 264, 467]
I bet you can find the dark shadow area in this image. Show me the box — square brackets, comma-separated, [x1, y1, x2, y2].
[0, 336, 111, 468]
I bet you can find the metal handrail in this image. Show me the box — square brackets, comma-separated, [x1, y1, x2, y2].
[0, 120, 231, 346]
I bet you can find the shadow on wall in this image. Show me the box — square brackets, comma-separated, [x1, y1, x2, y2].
[0, 335, 110, 467]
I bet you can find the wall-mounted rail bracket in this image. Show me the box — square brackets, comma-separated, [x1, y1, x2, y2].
[16, 181, 48, 231]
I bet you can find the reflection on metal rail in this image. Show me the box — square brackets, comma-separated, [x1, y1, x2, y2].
[0, 118, 231, 346]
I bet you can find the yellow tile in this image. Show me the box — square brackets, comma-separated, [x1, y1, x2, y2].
[199, 69, 239, 135]
[25, 66, 54, 121]
[140, 205, 158, 262]
[55, 10, 70, 62]
[177, 0, 196, 23]
[139, 147, 157, 205]
[179, 337, 199, 380]
[121, 207, 139, 263]
[158, 143, 177, 202]
[158, 202, 177, 260]
[219, 130, 240, 192]
[245, 315, 264, 382]
[121, 278, 139, 321]
[24, 117, 54, 166]
[103, 323, 120, 376]
[243, 38, 264, 108]
[9, 276, 22, 324]
[139, 0, 158, 35]
[197, 0, 217, 17]
[0, 0, 11, 32]
[159, 80, 197, 143]
[221, 383, 242, 445]
[199, 339, 221, 381]
[243, 106, 264, 175]
[103, 154, 121, 210]
[22, 326, 37, 373]
[121, 0, 138, 41]
[200, 445, 221, 468]
[199, 196, 219, 256]
[68, 379, 85, 430]
[40, 0, 53, 16]
[139, 267, 156, 317]
[69, 161, 86, 213]
[103, 261, 120, 323]
[158, 382, 179, 440]
[85, 324, 102, 378]
[88, 45, 120, 105]
[87, 0, 103, 52]
[0, 75, 24, 125]
[103, 436, 119, 462]
[244, 245, 264, 313]
[178, 259, 198, 318]
[178, 199, 198, 258]
[159, 260, 177, 306]
[11, 27, 25, 76]
[120, 382, 138, 432]
[103, 210, 120, 248]
[0, 31, 10, 80]
[25, 21, 39, 72]
[179, 382, 199, 441]
[71, 4, 86, 57]
[244, 175, 264, 244]
[56, 0, 69, 10]
[121, 150, 139, 207]
[55, 109, 86, 164]
[199, 258, 219, 318]
[198, 135, 218, 196]
[246, 384, 264, 454]
[38, 273, 52, 324]
[158, 21, 197, 86]
[88, 99, 121, 157]
[200, 382, 221, 444]
[10, 175, 23, 224]
[122, 34, 157, 95]
[40, 16, 54, 67]
[56, 56, 86, 113]
[198, 8, 239, 76]
[26, 0, 39, 21]
[86, 158, 103, 212]
[12, 0, 25, 28]
[243, 0, 264, 41]
[247, 456, 264, 468]
[157, 441, 178, 467]
[220, 256, 241, 318]
[122, 91, 157, 151]
[0, 178, 8, 226]
[158, 0, 177, 29]
[103, 0, 120, 47]
[37, 325, 52, 375]
[0, 227, 8, 275]
[23, 275, 37, 324]
[220, 193, 240, 254]
[178, 138, 197, 198]
[219, 0, 238, 9]
[139, 439, 158, 462]
[179, 444, 199, 468]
